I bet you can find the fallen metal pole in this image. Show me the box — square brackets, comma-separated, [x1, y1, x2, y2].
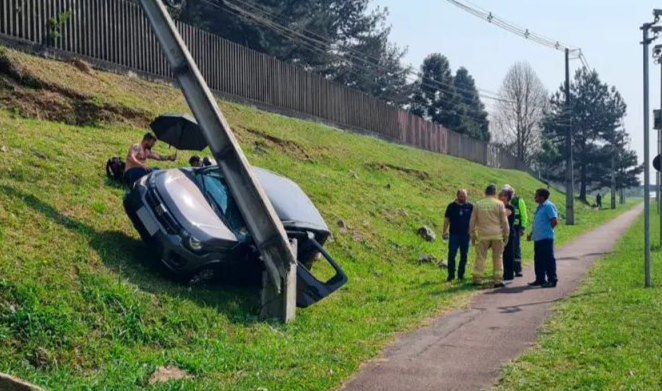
[138, 0, 298, 321]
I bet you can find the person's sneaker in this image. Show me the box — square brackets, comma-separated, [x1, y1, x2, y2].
[446, 276, 455, 283]
[503, 279, 514, 285]
[542, 280, 558, 288]
[493, 282, 506, 288]
[515, 273, 524, 278]
[528, 280, 545, 287]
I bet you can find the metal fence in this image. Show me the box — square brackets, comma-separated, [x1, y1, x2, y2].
[0, 0, 533, 172]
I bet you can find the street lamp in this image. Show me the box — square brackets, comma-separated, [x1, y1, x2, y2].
[653, 44, 662, 248]
[641, 12, 661, 288]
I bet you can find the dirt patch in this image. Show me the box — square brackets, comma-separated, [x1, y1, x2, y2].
[366, 162, 429, 180]
[236, 125, 313, 161]
[70, 58, 93, 75]
[0, 51, 151, 128]
[0, 51, 42, 89]
[149, 366, 193, 386]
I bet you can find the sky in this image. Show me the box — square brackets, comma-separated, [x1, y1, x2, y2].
[372, 0, 662, 180]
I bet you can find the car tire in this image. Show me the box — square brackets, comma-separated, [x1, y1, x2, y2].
[186, 267, 217, 287]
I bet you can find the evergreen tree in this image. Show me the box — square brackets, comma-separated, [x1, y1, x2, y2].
[410, 54, 463, 131]
[540, 68, 637, 200]
[174, 0, 410, 105]
[453, 67, 490, 141]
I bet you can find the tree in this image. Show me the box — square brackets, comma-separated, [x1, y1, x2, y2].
[589, 132, 642, 192]
[174, 0, 411, 105]
[453, 67, 490, 141]
[541, 68, 633, 201]
[327, 27, 412, 105]
[492, 62, 548, 164]
[409, 54, 463, 130]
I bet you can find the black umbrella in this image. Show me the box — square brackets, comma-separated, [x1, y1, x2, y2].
[149, 114, 208, 151]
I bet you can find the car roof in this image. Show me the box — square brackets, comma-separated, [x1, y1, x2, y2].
[185, 166, 330, 234]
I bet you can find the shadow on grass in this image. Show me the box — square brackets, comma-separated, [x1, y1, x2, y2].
[1, 185, 259, 325]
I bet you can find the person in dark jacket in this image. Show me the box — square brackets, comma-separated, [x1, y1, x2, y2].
[442, 189, 474, 282]
[504, 185, 527, 278]
[499, 188, 516, 282]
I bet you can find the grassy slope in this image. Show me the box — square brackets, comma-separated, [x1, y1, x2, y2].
[0, 47, 636, 390]
[492, 212, 660, 391]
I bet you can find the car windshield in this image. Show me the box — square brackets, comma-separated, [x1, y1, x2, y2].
[194, 168, 247, 237]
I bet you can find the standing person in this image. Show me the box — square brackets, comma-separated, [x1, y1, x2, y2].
[124, 132, 176, 186]
[442, 189, 474, 282]
[527, 189, 559, 288]
[596, 192, 603, 209]
[504, 185, 528, 278]
[469, 184, 510, 288]
[499, 189, 516, 282]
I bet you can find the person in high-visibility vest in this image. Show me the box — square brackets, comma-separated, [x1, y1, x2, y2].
[504, 185, 528, 277]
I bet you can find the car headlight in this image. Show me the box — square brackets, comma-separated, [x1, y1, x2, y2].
[188, 236, 203, 251]
[180, 229, 203, 251]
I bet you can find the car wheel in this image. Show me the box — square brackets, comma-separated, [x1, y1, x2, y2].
[187, 267, 216, 287]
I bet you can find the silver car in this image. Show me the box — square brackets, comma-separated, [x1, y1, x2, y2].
[123, 166, 347, 308]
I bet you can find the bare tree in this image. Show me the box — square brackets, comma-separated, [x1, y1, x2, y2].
[492, 62, 549, 164]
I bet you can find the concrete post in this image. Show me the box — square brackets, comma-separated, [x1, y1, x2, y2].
[138, 0, 298, 321]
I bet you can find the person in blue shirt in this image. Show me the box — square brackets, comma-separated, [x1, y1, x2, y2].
[527, 188, 559, 288]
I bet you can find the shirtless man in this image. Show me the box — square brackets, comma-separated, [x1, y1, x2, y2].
[124, 132, 176, 186]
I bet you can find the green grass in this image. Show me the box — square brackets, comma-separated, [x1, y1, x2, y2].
[492, 212, 662, 391]
[0, 47, 640, 390]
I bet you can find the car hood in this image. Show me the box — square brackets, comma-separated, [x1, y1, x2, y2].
[154, 169, 238, 243]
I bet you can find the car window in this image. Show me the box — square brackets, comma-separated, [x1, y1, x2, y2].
[197, 170, 247, 237]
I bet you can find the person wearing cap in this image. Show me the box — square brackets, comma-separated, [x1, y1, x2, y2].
[469, 184, 510, 288]
[504, 184, 528, 277]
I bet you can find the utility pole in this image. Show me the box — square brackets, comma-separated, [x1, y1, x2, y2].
[138, 0, 298, 321]
[611, 151, 616, 209]
[659, 56, 662, 245]
[655, 45, 662, 247]
[565, 48, 575, 225]
[641, 16, 660, 289]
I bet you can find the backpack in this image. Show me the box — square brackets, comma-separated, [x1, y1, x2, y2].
[106, 157, 126, 182]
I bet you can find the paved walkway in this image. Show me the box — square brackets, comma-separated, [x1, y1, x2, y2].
[340, 205, 643, 391]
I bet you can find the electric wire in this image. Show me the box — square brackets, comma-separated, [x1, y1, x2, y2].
[195, 0, 574, 127]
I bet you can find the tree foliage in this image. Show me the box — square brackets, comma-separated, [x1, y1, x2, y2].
[409, 54, 463, 130]
[453, 67, 490, 141]
[539, 68, 639, 199]
[175, 0, 410, 105]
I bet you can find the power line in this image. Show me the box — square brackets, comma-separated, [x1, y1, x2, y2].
[445, 0, 591, 69]
[207, 0, 515, 104]
[195, 0, 573, 127]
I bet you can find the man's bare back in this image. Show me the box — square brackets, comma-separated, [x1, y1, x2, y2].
[125, 139, 175, 172]
[125, 143, 153, 171]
